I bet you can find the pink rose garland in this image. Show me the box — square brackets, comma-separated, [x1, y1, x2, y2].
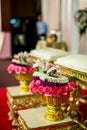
[29, 80, 77, 97]
[7, 63, 35, 74]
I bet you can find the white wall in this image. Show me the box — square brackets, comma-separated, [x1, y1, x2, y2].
[80, 0, 87, 9]
[79, 0, 87, 54]
[61, 0, 72, 50]
[0, 0, 2, 32]
[61, 0, 87, 54]
[61, 0, 79, 53]
[41, 0, 61, 32]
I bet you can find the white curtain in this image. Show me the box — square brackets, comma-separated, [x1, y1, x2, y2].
[0, 0, 2, 32]
[80, 0, 87, 9]
[79, 0, 87, 54]
[41, 0, 61, 32]
[61, 0, 80, 53]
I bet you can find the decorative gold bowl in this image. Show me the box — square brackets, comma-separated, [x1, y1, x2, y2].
[41, 94, 69, 121]
[15, 73, 33, 81]
[15, 72, 33, 92]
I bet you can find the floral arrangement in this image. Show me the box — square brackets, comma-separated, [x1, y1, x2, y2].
[29, 59, 77, 97]
[7, 51, 35, 74]
[11, 51, 34, 66]
[75, 9, 87, 35]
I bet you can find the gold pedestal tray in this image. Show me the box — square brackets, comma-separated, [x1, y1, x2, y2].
[15, 72, 33, 92]
[7, 86, 40, 127]
[55, 62, 87, 129]
[59, 65, 87, 85]
[18, 107, 73, 130]
[41, 94, 69, 121]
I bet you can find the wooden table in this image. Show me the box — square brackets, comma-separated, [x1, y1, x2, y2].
[18, 107, 73, 130]
[7, 86, 40, 127]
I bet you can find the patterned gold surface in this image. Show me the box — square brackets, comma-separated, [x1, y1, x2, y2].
[57, 65, 87, 129]
[59, 65, 87, 84]
[18, 116, 29, 130]
[7, 87, 40, 127]
[76, 80, 87, 90]
[67, 91, 87, 130]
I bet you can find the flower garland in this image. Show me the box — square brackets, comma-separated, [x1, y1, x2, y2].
[29, 79, 76, 97]
[7, 63, 35, 74]
[7, 51, 35, 74]
[29, 59, 77, 97]
[12, 51, 34, 66]
[75, 9, 87, 36]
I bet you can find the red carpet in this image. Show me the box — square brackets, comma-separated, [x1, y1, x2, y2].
[0, 88, 12, 130]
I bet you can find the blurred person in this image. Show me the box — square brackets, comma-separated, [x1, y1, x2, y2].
[35, 36, 47, 49]
[36, 14, 48, 40]
[46, 33, 68, 51]
[46, 34, 58, 48]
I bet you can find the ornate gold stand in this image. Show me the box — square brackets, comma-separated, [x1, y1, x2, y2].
[45, 105, 63, 121]
[7, 86, 40, 128]
[68, 89, 87, 130]
[41, 95, 68, 121]
[57, 65, 87, 129]
[15, 72, 33, 92]
[18, 107, 73, 130]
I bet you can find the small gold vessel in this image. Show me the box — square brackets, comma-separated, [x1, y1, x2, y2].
[15, 72, 33, 92]
[41, 94, 69, 121]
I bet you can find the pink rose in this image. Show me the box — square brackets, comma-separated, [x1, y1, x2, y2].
[29, 81, 38, 93]
[60, 86, 68, 95]
[29, 80, 39, 93]
[52, 86, 60, 97]
[27, 66, 35, 73]
[21, 67, 27, 73]
[29, 80, 34, 88]
[27, 66, 31, 72]
[7, 64, 15, 73]
[37, 85, 43, 94]
[29, 67, 35, 72]
[15, 66, 22, 74]
[68, 81, 77, 91]
[43, 86, 52, 96]
[30, 85, 37, 93]
[35, 80, 41, 86]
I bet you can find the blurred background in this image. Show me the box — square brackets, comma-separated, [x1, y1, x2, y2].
[0, 0, 87, 87]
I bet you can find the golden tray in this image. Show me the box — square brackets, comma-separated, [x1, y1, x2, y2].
[54, 54, 87, 90]
[15, 72, 33, 81]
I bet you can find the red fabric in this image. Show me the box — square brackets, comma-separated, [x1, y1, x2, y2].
[0, 88, 12, 130]
[81, 89, 87, 96]
[79, 89, 87, 116]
